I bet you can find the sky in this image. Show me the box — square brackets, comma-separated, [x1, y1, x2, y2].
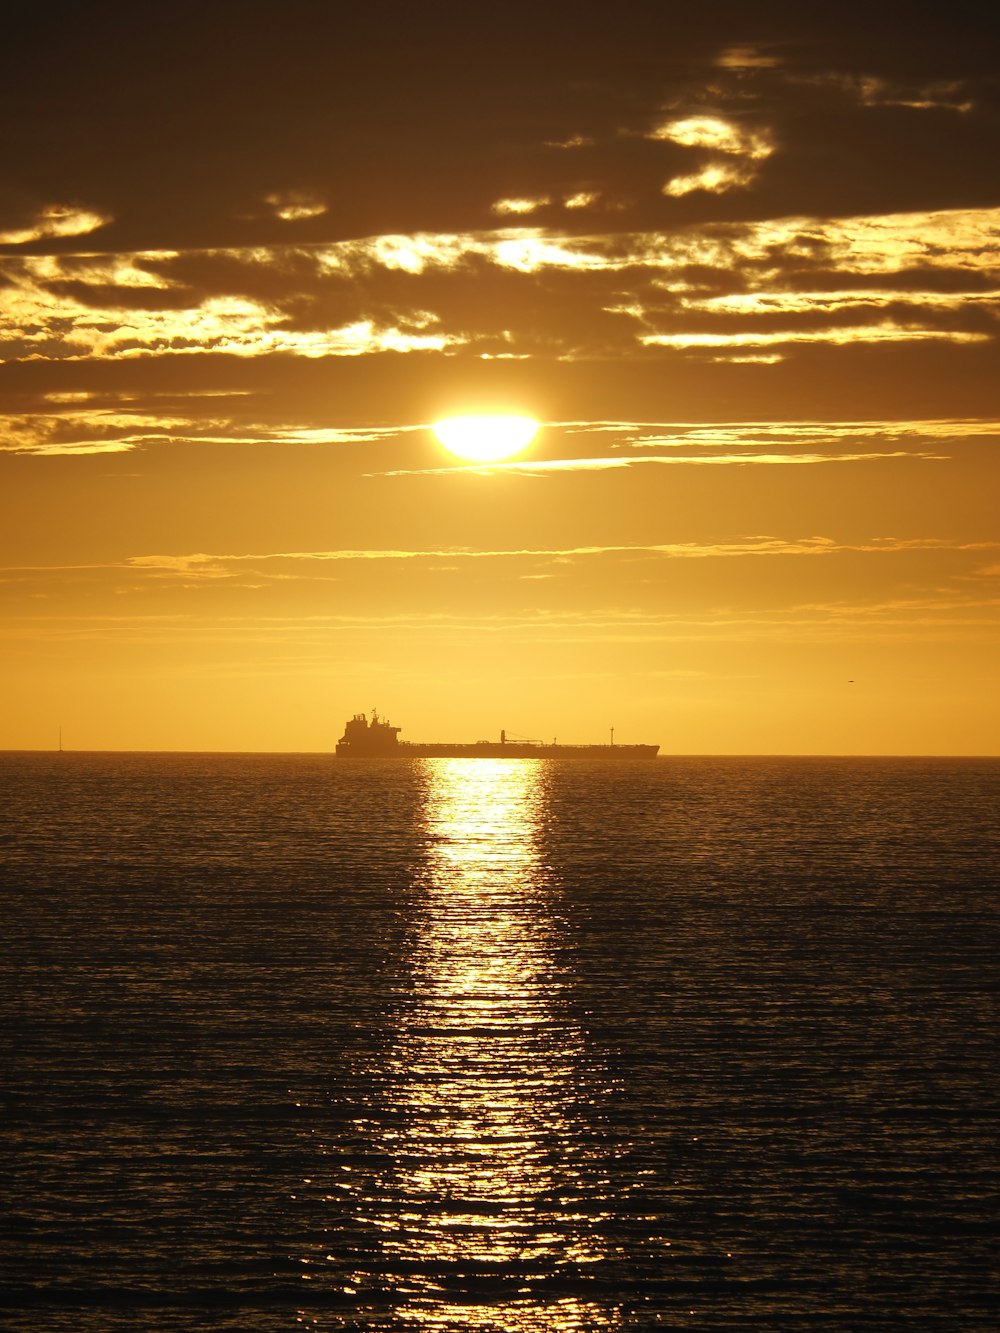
[2, 1, 999, 754]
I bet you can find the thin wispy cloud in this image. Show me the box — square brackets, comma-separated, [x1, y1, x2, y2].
[373, 450, 946, 478]
[0, 409, 420, 455]
[796, 72, 974, 113]
[638, 326, 988, 350]
[619, 419, 1000, 447]
[120, 535, 1000, 578]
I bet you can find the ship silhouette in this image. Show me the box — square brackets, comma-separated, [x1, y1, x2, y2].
[336, 710, 659, 759]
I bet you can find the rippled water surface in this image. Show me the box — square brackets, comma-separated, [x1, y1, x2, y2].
[2, 753, 998, 1330]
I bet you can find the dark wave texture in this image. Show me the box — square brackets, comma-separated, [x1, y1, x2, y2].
[2, 753, 998, 1330]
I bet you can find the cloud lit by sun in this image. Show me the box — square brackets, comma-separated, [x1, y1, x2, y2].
[432, 415, 539, 462]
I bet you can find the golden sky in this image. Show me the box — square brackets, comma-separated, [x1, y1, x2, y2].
[2, 4, 998, 753]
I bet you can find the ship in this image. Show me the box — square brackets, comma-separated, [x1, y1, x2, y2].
[335, 710, 659, 759]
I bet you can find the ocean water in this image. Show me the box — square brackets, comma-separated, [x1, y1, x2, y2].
[2, 753, 998, 1331]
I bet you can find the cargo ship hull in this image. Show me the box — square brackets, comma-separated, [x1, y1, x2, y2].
[335, 712, 659, 759]
[373, 741, 657, 759]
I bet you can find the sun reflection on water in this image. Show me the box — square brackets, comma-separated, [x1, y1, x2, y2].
[376, 759, 616, 1330]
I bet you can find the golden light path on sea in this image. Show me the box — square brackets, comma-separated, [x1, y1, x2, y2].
[378, 758, 615, 1330]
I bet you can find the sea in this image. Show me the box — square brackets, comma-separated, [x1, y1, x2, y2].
[2, 752, 998, 1331]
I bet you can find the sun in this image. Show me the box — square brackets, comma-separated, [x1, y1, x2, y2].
[432, 414, 539, 462]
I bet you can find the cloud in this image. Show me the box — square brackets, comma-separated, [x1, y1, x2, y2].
[0, 204, 111, 245]
[10, 209, 995, 285]
[544, 135, 595, 150]
[1, 206, 998, 367]
[650, 114, 773, 198]
[681, 289, 1000, 316]
[638, 324, 988, 350]
[374, 451, 944, 478]
[120, 534, 1000, 579]
[798, 73, 974, 114]
[715, 46, 780, 71]
[0, 410, 202, 455]
[127, 554, 235, 579]
[0, 404, 421, 455]
[0, 262, 459, 361]
[563, 192, 600, 209]
[618, 418, 1000, 451]
[491, 197, 551, 216]
[649, 115, 773, 161]
[664, 163, 758, 197]
[629, 417, 1000, 440]
[263, 190, 327, 221]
